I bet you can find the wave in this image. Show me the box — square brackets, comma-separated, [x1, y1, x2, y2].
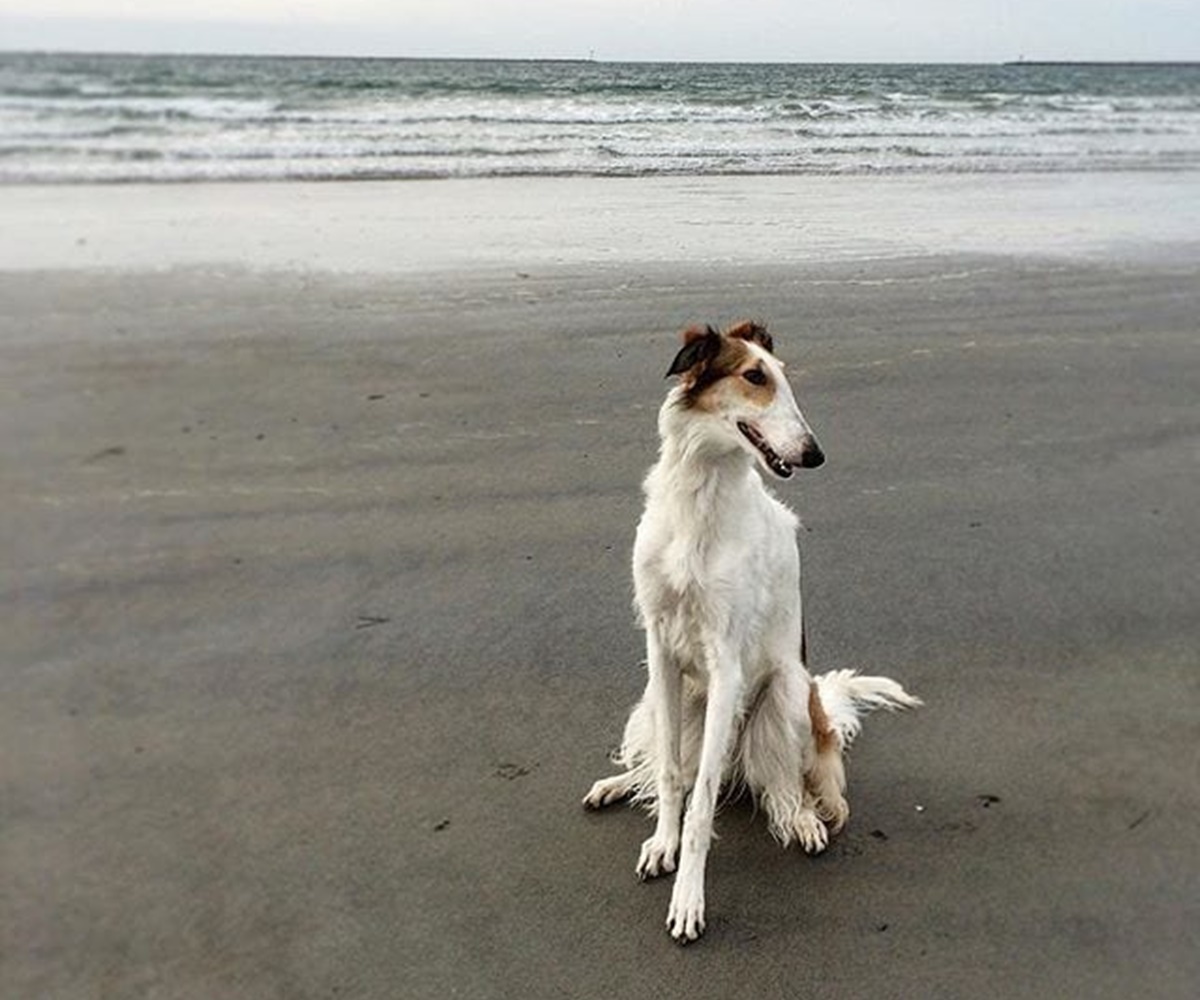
[2, 53, 1198, 183]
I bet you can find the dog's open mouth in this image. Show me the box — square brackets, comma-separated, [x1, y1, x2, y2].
[737, 421, 793, 479]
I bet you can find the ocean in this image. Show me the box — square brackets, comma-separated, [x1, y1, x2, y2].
[2, 52, 1199, 183]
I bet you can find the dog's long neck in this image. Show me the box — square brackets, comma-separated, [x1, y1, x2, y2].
[647, 395, 760, 533]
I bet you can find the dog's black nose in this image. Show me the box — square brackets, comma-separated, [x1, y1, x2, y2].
[799, 437, 825, 469]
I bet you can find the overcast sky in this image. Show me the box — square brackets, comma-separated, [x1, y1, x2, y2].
[1, 1, 1196, 62]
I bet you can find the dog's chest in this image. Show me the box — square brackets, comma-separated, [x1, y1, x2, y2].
[633, 485, 801, 669]
[642, 577, 715, 675]
[635, 526, 749, 662]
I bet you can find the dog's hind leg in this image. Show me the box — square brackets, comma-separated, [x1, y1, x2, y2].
[583, 695, 654, 809]
[582, 770, 638, 809]
[804, 680, 850, 832]
[740, 669, 830, 853]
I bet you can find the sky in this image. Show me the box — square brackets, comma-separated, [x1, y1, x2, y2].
[0, 1, 1196, 63]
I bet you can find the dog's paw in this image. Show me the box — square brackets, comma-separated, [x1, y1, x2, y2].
[792, 809, 830, 854]
[582, 774, 633, 810]
[636, 834, 679, 880]
[667, 874, 706, 943]
[816, 794, 850, 834]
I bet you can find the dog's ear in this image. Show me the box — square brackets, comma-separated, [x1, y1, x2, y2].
[725, 320, 773, 354]
[666, 325, 722, 378]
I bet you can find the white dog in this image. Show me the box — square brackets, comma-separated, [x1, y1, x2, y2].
[584, 320, 919, 943]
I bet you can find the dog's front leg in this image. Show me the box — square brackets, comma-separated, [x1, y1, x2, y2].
[636, 628, 684, 880]
[668, 650, 742, 942]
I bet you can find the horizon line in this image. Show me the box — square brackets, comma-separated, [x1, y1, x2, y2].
[3, 48, 1199, 67]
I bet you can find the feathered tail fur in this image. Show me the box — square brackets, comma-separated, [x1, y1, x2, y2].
[812, 669, 923, 750]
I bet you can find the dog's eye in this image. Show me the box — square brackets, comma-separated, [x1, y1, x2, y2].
[743, 368, 768, 386]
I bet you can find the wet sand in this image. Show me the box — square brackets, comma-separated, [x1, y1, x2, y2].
[2, 176, 1199, 998]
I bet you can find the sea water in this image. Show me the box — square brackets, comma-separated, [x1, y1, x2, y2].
[1, 53, 1198, 183]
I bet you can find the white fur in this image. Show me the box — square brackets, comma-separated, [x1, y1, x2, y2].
[584, 330, 919, 943]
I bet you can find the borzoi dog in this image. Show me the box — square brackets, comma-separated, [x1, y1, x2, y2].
[584, 320, 919, 943]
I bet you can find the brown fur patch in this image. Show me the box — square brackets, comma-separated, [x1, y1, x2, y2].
[724, 320, 774, 354]
[665, 326, 721, 378]
[678, 334, 749, 403]
[678, 334, 777, 412]
[681, 324, 717, 345]
[808, 683, 838, 756]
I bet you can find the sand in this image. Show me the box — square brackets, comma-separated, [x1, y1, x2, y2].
[4, 173, 1200, 274]
[2, 175, 1199, 999]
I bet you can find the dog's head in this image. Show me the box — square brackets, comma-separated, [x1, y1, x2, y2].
[665, 320, 823, 479]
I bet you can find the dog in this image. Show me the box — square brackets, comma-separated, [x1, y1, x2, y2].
[583, 320, 920, 943]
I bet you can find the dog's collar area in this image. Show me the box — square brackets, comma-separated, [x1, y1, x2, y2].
[737, 421, 794, 479]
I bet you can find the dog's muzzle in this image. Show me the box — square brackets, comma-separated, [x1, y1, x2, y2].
[739, 423, 825, 477]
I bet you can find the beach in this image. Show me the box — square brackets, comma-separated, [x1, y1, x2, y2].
[2, 173, 1199, 998]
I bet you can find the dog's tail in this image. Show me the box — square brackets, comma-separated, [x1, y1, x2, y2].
[812, 669, 922, 749]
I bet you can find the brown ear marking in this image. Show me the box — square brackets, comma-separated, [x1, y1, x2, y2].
[724, 320, 774, 354]
[665, 326, 721, 378]
[681, 323, 719, 345]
